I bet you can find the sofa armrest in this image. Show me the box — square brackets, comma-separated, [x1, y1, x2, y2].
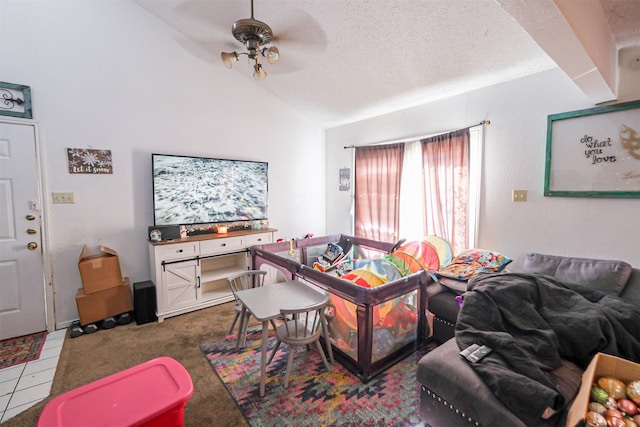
[417, 339, 581, 427]
[417, 339, 528, 427]
[619, 268, 640, 306]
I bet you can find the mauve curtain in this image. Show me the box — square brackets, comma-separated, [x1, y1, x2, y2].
[354, 143, 404, 243]
[421, 128, 470, 254]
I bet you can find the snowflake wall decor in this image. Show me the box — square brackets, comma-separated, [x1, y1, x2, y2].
[67, 148, 113, 174]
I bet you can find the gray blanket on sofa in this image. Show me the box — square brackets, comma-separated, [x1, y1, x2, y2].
[455, 272, 640, 427]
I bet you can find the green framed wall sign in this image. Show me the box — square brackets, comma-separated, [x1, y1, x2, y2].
[544, 100, 640, 198]
[0, 81, 33, 119]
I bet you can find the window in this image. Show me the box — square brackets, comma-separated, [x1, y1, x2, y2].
[354, 126, 482, 255]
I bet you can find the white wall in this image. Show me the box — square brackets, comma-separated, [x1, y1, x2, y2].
[326, 69, 640, 270]
[2, 0, 326, 327]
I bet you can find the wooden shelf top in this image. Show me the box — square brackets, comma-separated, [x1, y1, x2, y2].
[149, 228, 277, 246]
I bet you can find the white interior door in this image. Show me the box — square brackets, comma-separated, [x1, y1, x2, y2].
[0, 121, 47, 340]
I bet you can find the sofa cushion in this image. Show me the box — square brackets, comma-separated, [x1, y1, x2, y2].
[522, 253, 632, 296]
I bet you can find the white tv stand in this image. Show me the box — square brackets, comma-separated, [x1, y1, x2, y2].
[148, 228, 276, 322]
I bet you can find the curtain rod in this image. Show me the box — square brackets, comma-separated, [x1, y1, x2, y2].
[343, 120, 490, 149]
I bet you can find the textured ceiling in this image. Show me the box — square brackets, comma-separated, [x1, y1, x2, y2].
[136, 0, 640, 128]
[600, 0, 640, 48]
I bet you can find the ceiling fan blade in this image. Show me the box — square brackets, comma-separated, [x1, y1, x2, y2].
[272, 8, 327, 52]
[262, 8, 327, 75]
[137, 0, 328, 74]
[174, 36, 221, 65]
[175, 0, 244, 32]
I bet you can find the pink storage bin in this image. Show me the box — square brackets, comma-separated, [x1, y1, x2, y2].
[37, 356, 193, 427]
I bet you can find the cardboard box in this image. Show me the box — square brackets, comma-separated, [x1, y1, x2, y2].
[566, 353, 640, 427]
[75, 278, 133, 326]
[78, 245, 123, 294]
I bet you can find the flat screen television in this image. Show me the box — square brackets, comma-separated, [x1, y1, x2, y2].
[152, 153, 268, 226]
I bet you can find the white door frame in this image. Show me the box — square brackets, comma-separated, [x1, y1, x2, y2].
[1, 117, 55, 333]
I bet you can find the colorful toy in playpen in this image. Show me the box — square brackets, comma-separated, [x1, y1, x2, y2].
[423, 235, 454, 268]
[339, 235, 451, 287]
[312, 240, 354, 272]
[326, 288, 419, 361]
[325, 235, 452, 360]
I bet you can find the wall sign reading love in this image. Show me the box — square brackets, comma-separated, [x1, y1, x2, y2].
[545, 100, 640, 198]
[581, 134, 616, 165]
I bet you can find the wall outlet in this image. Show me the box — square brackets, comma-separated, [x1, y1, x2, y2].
[512, 189, 527, 202]
[52, 192, 75, 204]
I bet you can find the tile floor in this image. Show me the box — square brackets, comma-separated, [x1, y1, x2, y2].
[0, 329, 65, 423]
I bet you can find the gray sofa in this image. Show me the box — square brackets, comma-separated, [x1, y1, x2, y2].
[417, 253, 640, 427]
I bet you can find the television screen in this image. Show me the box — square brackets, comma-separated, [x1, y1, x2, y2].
[152, 153, 268, 226]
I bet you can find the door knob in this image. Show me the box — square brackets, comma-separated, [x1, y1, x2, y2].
[26, 214, 36, 221]
[27, 242, 38, 250]
[26, 228, 37, 235]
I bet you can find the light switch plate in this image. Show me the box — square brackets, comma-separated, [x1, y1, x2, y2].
[52, 192, 75, 204]
[512, 190, 527, 202]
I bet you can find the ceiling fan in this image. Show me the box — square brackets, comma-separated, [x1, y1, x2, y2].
[220, 0, 280, 81]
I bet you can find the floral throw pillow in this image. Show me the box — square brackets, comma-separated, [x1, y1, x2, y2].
[437, 249, 512, 280]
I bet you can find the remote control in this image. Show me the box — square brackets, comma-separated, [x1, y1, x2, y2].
[459, 343, 480, 359]
[466, 345, 493, 363]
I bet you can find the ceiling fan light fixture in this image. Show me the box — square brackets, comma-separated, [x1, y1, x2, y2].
[221, 0, 278, 80]
[264, 46, 279, 64]
[253, 62, 267, 80]
[221, 51, 239, 69]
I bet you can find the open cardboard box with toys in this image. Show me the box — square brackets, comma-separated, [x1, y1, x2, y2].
[567, 353, 640, 427]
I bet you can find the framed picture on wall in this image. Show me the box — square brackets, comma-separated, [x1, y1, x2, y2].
[544, 100, 640, 198]
[67, 148, 113, 174]
[339, 168, 351, 191]
[0, 81, 33, 119]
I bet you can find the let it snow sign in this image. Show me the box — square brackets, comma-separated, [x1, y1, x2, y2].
[67, 148, 113, 174]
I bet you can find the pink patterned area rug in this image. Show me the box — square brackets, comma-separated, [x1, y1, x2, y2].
[0, 331, 47, 369]
[201, 329, 426, 426]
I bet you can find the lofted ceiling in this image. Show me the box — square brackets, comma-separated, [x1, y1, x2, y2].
[136, 0, 640, 128]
